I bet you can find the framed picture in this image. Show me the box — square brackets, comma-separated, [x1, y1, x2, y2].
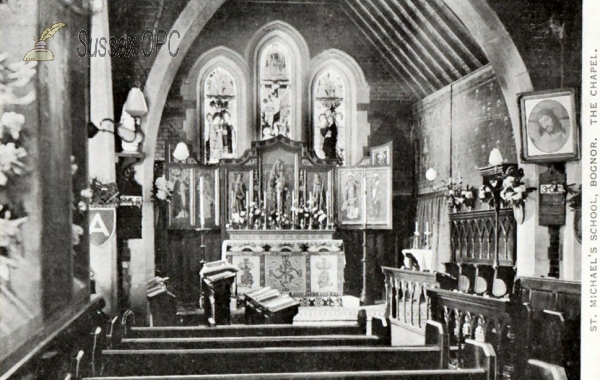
[370, 141, 392, 167]
[519, 89, 579, 162]
[337, 167, 393, 229]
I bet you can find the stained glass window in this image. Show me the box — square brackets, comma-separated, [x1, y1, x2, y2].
[313, 69, 345, 162]
[203, 67, 237, 163]
[259, 42, 292, 140]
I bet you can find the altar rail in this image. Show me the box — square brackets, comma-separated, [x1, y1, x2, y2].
[382, 267, 440, 332]
[450, 209, 516, 265]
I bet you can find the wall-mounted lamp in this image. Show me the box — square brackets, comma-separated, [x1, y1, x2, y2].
[87, 87, 148, 154]
[488, 148, 504, 166]
[425, 168, 437, 182]
[172, 142, 190, 162]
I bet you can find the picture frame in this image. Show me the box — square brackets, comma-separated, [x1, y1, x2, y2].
[337, 167, 393, 229]
[519, 88, 579, 162]
[370, 141, 392, 167]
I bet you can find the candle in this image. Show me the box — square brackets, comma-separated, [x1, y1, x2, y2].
[415, 221, 419, 233]
[326, 192, 330, 222]
[425, 221, 429, 234]
[199, 176, 205, 229]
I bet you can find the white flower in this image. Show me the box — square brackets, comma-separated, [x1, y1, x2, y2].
[80, 188, 93, 198]
[514, 185, 526, 193]
[1, 111, 25, 140]
[318, 214, 327, 222]
[0, 213, 27, 249]
[156, 190, 167, 200]
[0, 142, 27, 184]
[72, 224, 84, 246]
[70, 156, 78, 175]
[155, 175, 168, 189]
[7, 60, 37, 88]
[503, 176, 515, 188]
[462, 191, 473, 199]
[77, 201, 87, 211]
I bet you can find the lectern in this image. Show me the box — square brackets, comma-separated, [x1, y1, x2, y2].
[200, 260, 238, 326]
[244, 286, 300, 325]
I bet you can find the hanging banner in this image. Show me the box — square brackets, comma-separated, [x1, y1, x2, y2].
[89, 207, 116, 247]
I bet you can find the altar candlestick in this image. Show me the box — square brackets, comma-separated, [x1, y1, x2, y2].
[264, 191, 268, 229]
[326, 192, 330, 224]
[199, 176, 205, 229]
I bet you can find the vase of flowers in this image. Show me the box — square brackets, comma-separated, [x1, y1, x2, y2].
[498, 167, 536, 223]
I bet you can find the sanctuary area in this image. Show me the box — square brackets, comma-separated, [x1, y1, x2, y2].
[0, 1, 584, 379]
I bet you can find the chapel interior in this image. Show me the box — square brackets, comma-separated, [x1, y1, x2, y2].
[0, 0, 585, 379]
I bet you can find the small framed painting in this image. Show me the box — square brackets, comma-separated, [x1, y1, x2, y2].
[370, 141, 392, 167]
[519, 89, 579, 162]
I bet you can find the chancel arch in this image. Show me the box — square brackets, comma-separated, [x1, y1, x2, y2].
[180, 46, 251, 163]
[308, 49, 370, 166]
[246, 21, 310, 142]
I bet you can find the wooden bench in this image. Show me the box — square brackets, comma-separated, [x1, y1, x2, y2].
[100, 345, 446, 376]
[86, 340, 494, 380]
[125, 324, 366, 339]
[117, 334, 383, 349]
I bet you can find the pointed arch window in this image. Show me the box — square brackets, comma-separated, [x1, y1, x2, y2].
[313, 69, 346, 162]
[259, 42, 292, 140]
[203, 67, 237, 163]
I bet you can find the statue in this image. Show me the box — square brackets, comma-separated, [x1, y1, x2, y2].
[268, 159, 288, 215]
[309, 173, 325, 211]
[232, 173, 246, 214]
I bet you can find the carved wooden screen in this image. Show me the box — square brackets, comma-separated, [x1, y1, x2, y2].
[449, 209, 517, 266]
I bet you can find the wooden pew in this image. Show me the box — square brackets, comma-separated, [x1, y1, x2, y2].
[125, 324, 366, 339]
[100, 345, 446, 376]
[524, 359, 568, 380]
[85, 340, 495, 380]
[117, 334, 383, 349]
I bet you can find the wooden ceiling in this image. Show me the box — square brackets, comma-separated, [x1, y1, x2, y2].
[339, 0, 488, 97]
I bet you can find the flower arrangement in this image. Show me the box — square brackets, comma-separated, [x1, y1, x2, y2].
[0, 54, 36, 268]
[478, 184, 496, 208]
[499, 167, 535, 208]
[85, 177, 120, 207]
[152, 175, 174, 207]
[443, 177, 464, 211]
[566, 183, 582, 210]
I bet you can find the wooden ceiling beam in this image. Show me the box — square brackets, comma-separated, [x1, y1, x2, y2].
[348, 0, 439, 93]
[390, 0, 471, 78]
[374, 0, 456, 84]
[338, 4, 423, 97]
[366, 0, 453, 87]
[342, 0, 429, 97]
[412, 0, 486, 69]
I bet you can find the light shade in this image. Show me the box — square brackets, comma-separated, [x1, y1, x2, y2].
[425, 168, 437, 181]
[172, 142, 190, 161]
[488, 148, 503, 166]
[124, 87, 148, 118]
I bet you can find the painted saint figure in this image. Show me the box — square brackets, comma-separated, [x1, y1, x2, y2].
[342, 173, 360, 220]
[232, 173, 246, 214]
[370, 173, 382, 218]
[268, 159, 288, 215]
[309, 173, 325, 211]
[320, 114, 338, 159]
[171, 168, 189, 219]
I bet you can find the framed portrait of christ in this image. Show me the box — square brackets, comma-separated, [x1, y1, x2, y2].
[519, 89, 579, 163]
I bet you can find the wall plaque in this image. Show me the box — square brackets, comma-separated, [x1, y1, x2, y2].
[538, 165, 566, 226]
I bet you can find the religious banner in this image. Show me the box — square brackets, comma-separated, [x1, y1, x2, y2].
[89, 207, 116, 247]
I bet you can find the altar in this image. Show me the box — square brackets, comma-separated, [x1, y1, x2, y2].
[223, 230, 345, 306]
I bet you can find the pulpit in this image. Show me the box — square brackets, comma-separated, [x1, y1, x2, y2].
[244, 286, 300, 324]
[200, 260, 238, 326]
